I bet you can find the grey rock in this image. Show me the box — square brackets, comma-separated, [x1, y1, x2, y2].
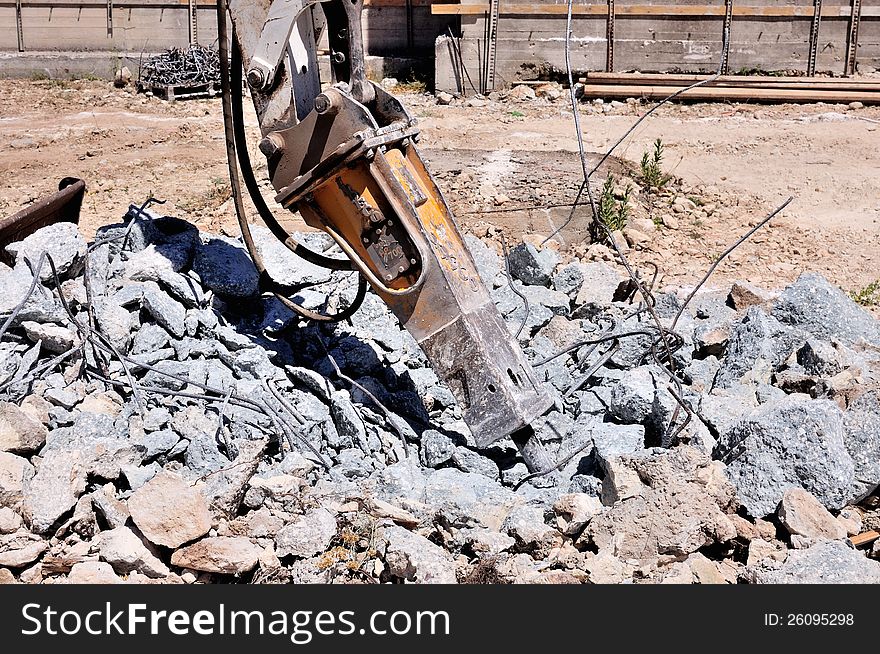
[250, 226, 333, 287]
[131, 322, 170, 355]
[275, 508, 337, 558]
[502, 504, 562, 556]
[20, 321, 78, 354]
[716, 395, 855, 517]
[464, 234, 503, 288]
[22, 448, 87, 533]
[682, 357, 720, 392]
[227, 347, 279, 380]
[747, 540, 880, 584]
[796, 339, 842, 377]
[329, 390, 368, 451]
[715, 307, 806, 388]
[573, 262, 626, 312]
[185, 432, 228, 477]
[193, 235, 260, 298]
[451, 447, 500, 480]
[122, 462, 161, 491]
[772, 273, 880, 347]
[0, 401, 47, 453]
[91, 484, 130, 528]
[507, 242, 560, 286]
[551, 262, 585, 298]
[141, 407, 171, 432]
[141, 360, 192, 390]
[383, 524, 457, 584]
[41, 414, 142, 479]
[136, 428, 179, 460]
[419, 429, 455, 468]
[373, 461, 523, 531]
[5, 222, 86, 281]
[215, 325, 255, 352]
[127, 470, 211, 548]
[0, 263, 64, 326]
[44, 387, 80, 410]
[141, 281, 186, 338]
[98, 526, 170, 578]
[698, 392, 757, 437]
[0, 452, 34, 510]
[609, 367, 656, 424]
[0, 506, 22, 534]
[842, 388, 880, 501]
[112, 283, 147, 308]
[591, 421, 645, 467]
[93, 300, 133, 352]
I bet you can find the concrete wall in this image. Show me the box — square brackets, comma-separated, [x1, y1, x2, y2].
[436, 0, 880, 93]
[0, 1, 451, 79]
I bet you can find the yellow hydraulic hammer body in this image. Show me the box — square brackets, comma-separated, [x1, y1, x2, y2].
[223, 0, 554, 458]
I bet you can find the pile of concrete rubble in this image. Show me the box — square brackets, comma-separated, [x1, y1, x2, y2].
[0, 207, 879, 584]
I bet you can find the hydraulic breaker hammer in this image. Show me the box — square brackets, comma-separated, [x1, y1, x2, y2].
[217, 0, 555, 469]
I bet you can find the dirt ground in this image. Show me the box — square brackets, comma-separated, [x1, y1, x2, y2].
[1, 78, 879, 307]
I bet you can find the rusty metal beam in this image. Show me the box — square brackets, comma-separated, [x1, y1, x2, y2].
[0, 179, 86, 263]
[845, 0, 863, 76]
[807, 0, 822, 77]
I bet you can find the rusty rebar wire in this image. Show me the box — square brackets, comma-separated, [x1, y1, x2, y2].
[500, 233, 529, 339]
[670, 196, 794, 331]
[316, 335, 410, 457]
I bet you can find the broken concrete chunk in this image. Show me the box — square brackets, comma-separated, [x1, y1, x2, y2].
[67, 561, 122, 584]
[553, 493, 602, 536]
[778, 488, 847, 541]
[275, 508, 337, 558]
[23, 449, 87, 534]
[507, 242, 559, 286]
[21, 321, 78, 354]
[0, 401, 47, 453]
[5, 222, 86, 282]
[170, 536, 262, 575]
[383, 524, 457, 584]
[127, 471, 211, 548]
[772, 272, 880, 347]
[715, 307, 806, 388]
[716, 395, 855, 517]
[589, 447, 737, 559]
[0, 452, 34, 511]
[747, 540, 880, 584]
[419, 429, 455, 468]
[192, 234, 260, 298]
[842, 388, 880, 501]
[98, 526, 170, 578]
[728, 281, 773, 311]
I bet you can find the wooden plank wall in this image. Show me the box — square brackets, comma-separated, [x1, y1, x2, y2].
[437, 0, 879, 92]
[0, 0, 451, 58]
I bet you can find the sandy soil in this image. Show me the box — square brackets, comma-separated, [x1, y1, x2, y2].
[1, 78, 878, 305]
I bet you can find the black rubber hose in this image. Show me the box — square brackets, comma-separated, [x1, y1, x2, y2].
[215, 0, 366, 323]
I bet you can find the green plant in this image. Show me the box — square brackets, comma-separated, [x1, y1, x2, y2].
[640, 138, 672, 190]
[508, 110, 524, 117]
[851, 280, 880, 307]
[593, 175, 631, 240]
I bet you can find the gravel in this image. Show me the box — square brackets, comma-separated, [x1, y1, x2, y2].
[0, 214, 878, 585]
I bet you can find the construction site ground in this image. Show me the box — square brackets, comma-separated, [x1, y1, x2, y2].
[1, 78, 878, 306]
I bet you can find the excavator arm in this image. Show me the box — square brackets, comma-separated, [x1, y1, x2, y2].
[217, 0, 555, 471]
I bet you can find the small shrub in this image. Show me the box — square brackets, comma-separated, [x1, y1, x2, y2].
[851, 280, 880, 307]
[640, 138, 672, 190]
[593, 175, 631, 240]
